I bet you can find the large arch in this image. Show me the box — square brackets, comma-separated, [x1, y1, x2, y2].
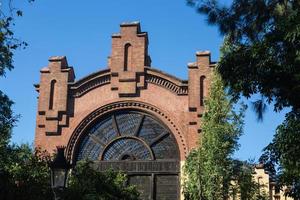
[66, 101, 186, 200]
[66, 101, 188, 162]
[75, 110, 180, 161]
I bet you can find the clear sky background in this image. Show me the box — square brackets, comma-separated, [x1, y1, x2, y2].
[0, 0, 288, 161]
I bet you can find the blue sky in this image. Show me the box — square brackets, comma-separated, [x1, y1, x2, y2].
[0, 0, 288, 161]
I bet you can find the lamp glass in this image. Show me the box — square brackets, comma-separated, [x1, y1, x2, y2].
[52, 168, 67, 188]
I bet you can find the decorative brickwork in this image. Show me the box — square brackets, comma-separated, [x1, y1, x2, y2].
[34, 56, 75, 136]
[65, 100, 188, 162]
[109, 22, 151, 96]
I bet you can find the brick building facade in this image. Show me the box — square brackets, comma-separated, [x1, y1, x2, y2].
[34, 22, 214, 200]
[34, 22, 294, 200]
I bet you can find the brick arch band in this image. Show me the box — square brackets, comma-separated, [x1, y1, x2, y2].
[66, 101, 188, 162]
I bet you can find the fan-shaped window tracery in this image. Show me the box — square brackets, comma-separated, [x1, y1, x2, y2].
[77, 111, 179, 161]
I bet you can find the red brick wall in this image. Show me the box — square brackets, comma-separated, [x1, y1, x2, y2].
[34, 22, 215, 161]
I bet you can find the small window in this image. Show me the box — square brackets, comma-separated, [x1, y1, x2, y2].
[124, 43, 132, 71]
[200, 76, 206, 106]
[49, 80, 56, 110]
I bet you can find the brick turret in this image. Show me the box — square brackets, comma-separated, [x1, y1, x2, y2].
[109, 22, 151, 96]
[187, 51, 214, 148]
[35, 56, 75, 137]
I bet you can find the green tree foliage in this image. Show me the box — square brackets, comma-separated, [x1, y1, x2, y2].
[0, 145, 53, 200]
[0, 0, 33, 76]
[0, 91, 17, 163]
[187, 0, 300, 112]
[1, 146, 138, 200]
[63, 161, 139, 200]
[0, 2, 38, 199]
[0, 0, 33, 171]
[183, 72, 246, 200]
[260, 111, 300, 199]
[230, 160, 268, 200]
[187, 0, 300, 198]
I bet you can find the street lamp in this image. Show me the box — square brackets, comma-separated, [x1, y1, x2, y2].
[49, 146, 71, 200]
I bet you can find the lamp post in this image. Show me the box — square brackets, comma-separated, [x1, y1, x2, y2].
[49, 146, 71, 200]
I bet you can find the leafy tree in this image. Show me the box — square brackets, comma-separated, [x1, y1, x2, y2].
[0, 74, 21, 200]
[187, 0, 300, 112]
[63, 160, 139, 200]
[1, 145, 53, 200]
[183, 72, 246, 200]
[0, 0, 34, 170]
[0, 0, 33, 76]
[0, 91, 17, 164]
[230, 160, 268, 200]
[260, 111, 300, 199]
[187, 0, 300, 198]
[0, 1, 35, 198]
[1, 145, 139, 200]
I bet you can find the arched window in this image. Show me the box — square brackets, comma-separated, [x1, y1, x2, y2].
[77, 111, 179, 161]
[124, 43, 132, 71]
[49, 80, 56, 110]
[200, 76, 206, 106]
[76, 111, 180, 200]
